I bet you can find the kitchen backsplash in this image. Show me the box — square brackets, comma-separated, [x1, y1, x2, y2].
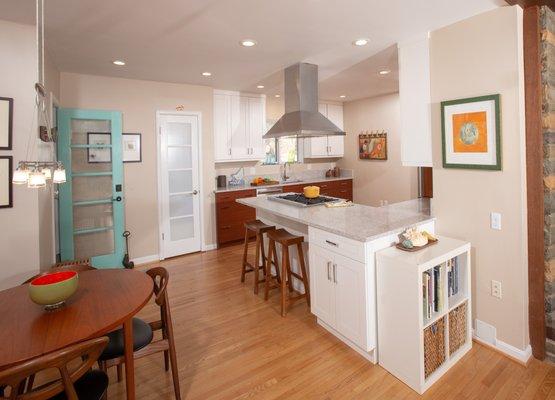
[215, 162, 353, 184]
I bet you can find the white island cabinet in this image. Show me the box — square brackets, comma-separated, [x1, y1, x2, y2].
[236, 196, 435, 363]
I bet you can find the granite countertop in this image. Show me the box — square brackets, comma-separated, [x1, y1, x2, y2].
[236, 197, 434, 242]
[214, 175, 354, 193]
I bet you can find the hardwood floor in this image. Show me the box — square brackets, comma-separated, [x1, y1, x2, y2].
[107, 244, 555, 399]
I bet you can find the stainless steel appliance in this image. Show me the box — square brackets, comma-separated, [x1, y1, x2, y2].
[263, 63, 346, 139]
[256, 186, 283, 196]
[268, 192, 341, 207]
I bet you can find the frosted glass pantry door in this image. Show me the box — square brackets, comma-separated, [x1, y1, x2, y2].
[158, 113, 202, 258]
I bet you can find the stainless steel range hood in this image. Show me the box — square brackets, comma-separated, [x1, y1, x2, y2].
[263, 63, 346, 139]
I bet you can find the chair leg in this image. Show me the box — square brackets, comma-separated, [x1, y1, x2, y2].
[253, 233, 261, 294]
[297, 242, 310, 308]
[281, 246, 290, 317]
[164, 350, 170, 372]
[286, 245, 294, 293]
[165, 308, 181, 400]
[264, 239, 274, 301]
[116, 363, 123, 382]
[241, 228, 250, 283]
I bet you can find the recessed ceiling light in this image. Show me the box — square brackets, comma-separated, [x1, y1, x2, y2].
[257, 85, 265, 89]
[201, 71, 212, 77]
[340, 95, 346, 99]
[275, 94, 281, 98]
[378, 69, 391, 75]
[353, 38, 369, 46]
[240, 39, 257, 47]
[112, 60, 126, 66]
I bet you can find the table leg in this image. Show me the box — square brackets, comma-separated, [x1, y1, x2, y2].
[123, 319, 135, 400]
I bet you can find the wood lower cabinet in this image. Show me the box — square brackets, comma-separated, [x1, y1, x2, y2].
[216, 189, 256, 246]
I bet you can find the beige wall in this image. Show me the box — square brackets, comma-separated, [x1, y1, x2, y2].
[338, 93, 418, 206]
[430, 6, 528, 350]
[0, 20, 41, 288]
[60, 72, 215, 259]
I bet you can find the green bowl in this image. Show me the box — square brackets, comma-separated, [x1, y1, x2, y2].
[28, 270, 79, 310]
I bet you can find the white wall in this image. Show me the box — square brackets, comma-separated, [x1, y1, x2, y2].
[60, 72, 215, 259]
[0, 20, 41, 288]
[430, 6, 528, 351]
[337, 93, 419, 206]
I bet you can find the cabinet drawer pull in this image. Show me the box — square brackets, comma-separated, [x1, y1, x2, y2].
[222, 225, 232, 229]
[333, 263, 337, 283]
[327, 261, 332, 281]
[325, 240, 338, 247]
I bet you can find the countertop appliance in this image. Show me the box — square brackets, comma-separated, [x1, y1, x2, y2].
[268, 193, 341, 207]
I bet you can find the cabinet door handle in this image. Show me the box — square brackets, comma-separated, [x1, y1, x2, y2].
[222, 225, 232, 229]
[325, 239, 338, 247]
[228, 148, 232, 155]
[327, 261, 332, 281]
[333, 263, 337, 283]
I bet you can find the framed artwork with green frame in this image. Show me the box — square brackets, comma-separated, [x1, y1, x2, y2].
[441, 94, 501, 170]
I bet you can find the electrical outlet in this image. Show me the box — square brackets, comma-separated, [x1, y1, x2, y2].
[491, 280, 502, 299]
[490, 212, 502, 230]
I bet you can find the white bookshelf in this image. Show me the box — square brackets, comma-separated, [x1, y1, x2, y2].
[376, 236, 472, 394]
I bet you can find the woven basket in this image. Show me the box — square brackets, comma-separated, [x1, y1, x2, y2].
[449, 301, 468, 355]
[424, 317, 445, 378]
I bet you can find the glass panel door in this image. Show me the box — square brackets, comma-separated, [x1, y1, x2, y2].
[159, 113, 201, 257]
[57, 109, 124, 268]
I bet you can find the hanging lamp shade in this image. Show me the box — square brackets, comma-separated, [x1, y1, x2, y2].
[12, 167, 30, 185]
[28, 171, 47, 188]
[52, 166, 66, 184]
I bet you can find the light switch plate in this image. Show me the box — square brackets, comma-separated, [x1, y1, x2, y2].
[490, 212, 502, 230]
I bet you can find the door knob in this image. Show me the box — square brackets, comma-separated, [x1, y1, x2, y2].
[113, 196, 122, 202]
[192, 190, 199, 195]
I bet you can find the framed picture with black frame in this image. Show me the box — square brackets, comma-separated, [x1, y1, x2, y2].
[122, 133, 142, 163]
[0, 156, 13, 208]
[0, 97, 13, 150]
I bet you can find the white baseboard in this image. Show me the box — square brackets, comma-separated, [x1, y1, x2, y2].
[131, 254, 160, 265]
[202, 243, 217, 251]
[473, 319, 532, 364]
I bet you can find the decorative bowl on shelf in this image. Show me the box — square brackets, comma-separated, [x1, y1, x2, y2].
[303, 186, 320, 198]
[28, 270, 79, 311]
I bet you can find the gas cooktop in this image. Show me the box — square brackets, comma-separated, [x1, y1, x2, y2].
[268, 193, 341, 207]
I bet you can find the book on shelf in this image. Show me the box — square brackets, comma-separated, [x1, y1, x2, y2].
[422, 265, 443, 321]
[447, 257, 459, 298]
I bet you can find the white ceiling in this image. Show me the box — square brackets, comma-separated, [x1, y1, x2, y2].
[0, 0, 505, 101]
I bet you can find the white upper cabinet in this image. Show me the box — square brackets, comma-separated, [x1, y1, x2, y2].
[214, 90, 266, 162]
[247, 96, 266, 159]
[398, 33, 433, 167]
[303, 102, 344, 158]
[213, 94, 232, 161]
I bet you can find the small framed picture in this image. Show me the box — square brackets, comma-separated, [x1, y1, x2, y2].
[441, 94, 501, 170]
[359, 131, 387, 160]
[123, 133, 141, 163]
[0, 97, 13, 150]
[0, 156, 13, 208]
[87, 132, 111, 163]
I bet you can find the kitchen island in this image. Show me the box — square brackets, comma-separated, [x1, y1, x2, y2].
[237, 196, 434, 363]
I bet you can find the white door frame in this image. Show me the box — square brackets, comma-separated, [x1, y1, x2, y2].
[156, 110, 204, 260]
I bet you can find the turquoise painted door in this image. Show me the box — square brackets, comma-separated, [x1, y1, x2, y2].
[57, 108, 125, 268]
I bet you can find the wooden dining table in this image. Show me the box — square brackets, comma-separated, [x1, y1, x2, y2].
[0, 268, 153, 400]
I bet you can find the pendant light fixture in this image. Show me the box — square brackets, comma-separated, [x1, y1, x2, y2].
[12, 0, 66, 188]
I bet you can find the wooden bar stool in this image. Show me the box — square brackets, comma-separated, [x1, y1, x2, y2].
[242, 220, 278, 294]
[264, 228, 310, 316]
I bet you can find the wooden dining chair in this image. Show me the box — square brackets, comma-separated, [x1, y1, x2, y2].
[0, 336, 109, 400]
[98, 267, 181, 400]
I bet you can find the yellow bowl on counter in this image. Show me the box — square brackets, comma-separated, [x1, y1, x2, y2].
[303, 186, 320, 198]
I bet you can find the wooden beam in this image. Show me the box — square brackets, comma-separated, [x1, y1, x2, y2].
[524, 5, 546, 360]
[506, 0, 554, 9]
